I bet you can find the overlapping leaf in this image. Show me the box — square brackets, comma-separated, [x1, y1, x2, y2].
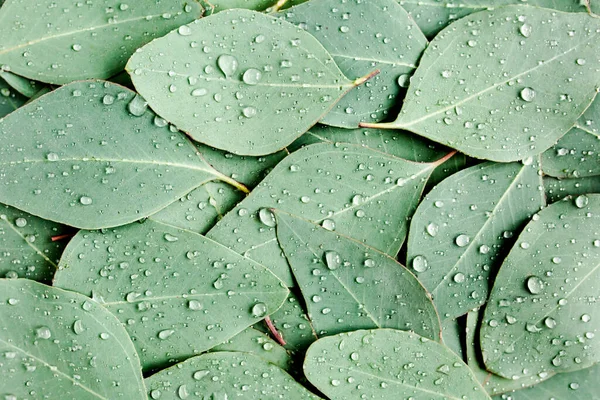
[279, 0, 428, 128]
[0, 81, 247, 229]
[0, 0, 202, 84]
[364, 6, 600, 162]
[0, 279, 146, 399]
[304, 329, 491, 400]
[53, 219, 288, 371]
[0, 76, 26, 117]
[127, 9, 357, 156]
[0, 71, 40, 97]
[145, 352, 322, 399]
[407, 160, 544, 319]
[481, 195, 600, 379]
[207, 142, 450, 285]
[275, 211, 441, 339]
[544, 176, 600, 204]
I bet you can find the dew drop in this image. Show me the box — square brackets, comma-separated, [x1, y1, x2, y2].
[178, 25, 192, 36]
[526, 276, 544, 294]
[258, 208, 276, 227]
[574, 195, 588, 208]
[519, 24, 532, 37]
[217, 54, 238, 78]
[455, 234, 470, 247]
[15, 218, 27, 228]
[520, 87, 535, 102]
[321, 219, 335, 231]
[242, 106, 257, 118]
[412, 255, 428, 272]
[127, 94, 148, 116]
[191, 88, 208, 97]
[35, 326, 52, 340]
[158, 329, 175, 340]
[323, 250, 341, 270]
[251, 302, 268, 318]
[188, 300, 203, 311]
[426, 223, 438, 237]
[242, 68, 262, 85]
[79, 196, 93, 205]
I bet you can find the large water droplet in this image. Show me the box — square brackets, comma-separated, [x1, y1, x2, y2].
[35, 326, 52, 340]
[574, 195, 588, 208]
[526, 276, 544, 294]
[257, 208, 276, 227]
[251, 302, 268, 318]
[217, 54, 238, 78]
[455, 234, 470, 247]
[323, 250, 341, 270]
[158, 329, 175, 340]
[128, 94, 148, 116]
[242, 68, 262, 85]
[412, 255, 428, 272]
[519, 23, 532, 37]
[520, 87, 535, 102]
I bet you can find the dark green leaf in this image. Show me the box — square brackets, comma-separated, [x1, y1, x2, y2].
[544, 176, 600, 204]
[0, 76, 26, 117]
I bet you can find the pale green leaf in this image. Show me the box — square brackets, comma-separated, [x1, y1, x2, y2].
[145, 352, 322, 399]
[0, 76, 26, 117]
[398, 0, 589, 39]
[279, 0, 427, 128]
[0, 71, 41, 97]
[275, 211, 441, 339]
[542, 93, 600, 178]
[0, 0, 202, 84]
[304, 329, 491, 400]
[127, 9, 356, 156]
[364, 6, 600, 162]
[0, 203, 70, 283]
[544, 176, 600, 204]
[407, 160, 544, 319]
[53, 219, 289, 371]
[0, 279, 146, 399]
[0, 81, 246, 229]
[207, 142, 449, 285]
[442, 317, 464, 358]
[210, 0, 276, 12]
[481, 195, 600, 379]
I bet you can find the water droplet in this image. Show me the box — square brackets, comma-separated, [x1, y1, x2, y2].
[575, 195, 588, 208]
[339, 25, 350, 33]
[526, 276, 544, 294]
[323, 250, 341, 270]
[576, 58, 586, 66]
[412, 255, 428, 272]
[193, 370, 210, 380]
[46, 153, 59, 162]
[191, 88, 208, 97]
[397, 74, 410, 88]
[258, 208, 276, 227]
[581, 314, 591, 323]
[321, 219, 335, 231]
[426, 223, 438, 237]
[242, 68, 262, 85]
[158, 329, 175, 340]
[251, 302, 268, 318]
[242, 106, 257, 118]
[519, 24, 532, 37]
[127, 94, 148, 116]
[178, 25, 192, 36]
[254, 35, 265, 43]
[164, 233, 178, 242]
[544, 317, 557, 329]
[35, 326, 52, 340]
[79, 196, 93, 205]
[73, 319, 84, 335]
[72, 44, 82, 51]
[453, 273, 465, 283]
[102, 94, 115, 105]
[455, 234, 470, 247]
[188, 300, 203, 311]
[437, 364, 450, 374]
[520, 87, 535, 102]
[217, 54, 238, 78]
[14, 218, 27, 228]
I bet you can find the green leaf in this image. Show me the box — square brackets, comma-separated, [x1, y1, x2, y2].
[544, 176, 600, 204]
[542, 93, 600, 178]
[210, 0, 276, 12]
[495, 363, 600, 400]
[210, 327, 292, 371]
[0, 0, 202, 84]
[398, 0, 589, 39]
[145, 352, 322, 399]
[0, 81, 247, 229]
[288, 125, 447, 162]
[363, 6, 600, 162]
[279, 0, 428, 128]
[207, 142, 449, 285]
[425, 152, 475, 193]
[53, 219, 289, 371]
[0, 203, 70, 283]
[441, 317, 464, 358]
[0, 76, 26, 117]
[407, 160, 544, 319]
[480, 195, 600, 379]
[274, 210, 441, 340]
[0, 279, 146, 399]
[127, 9, 357, 156]
[465, 309, 552, 395]
[0, 71, 41, 97]
[304, 329, 491, 400]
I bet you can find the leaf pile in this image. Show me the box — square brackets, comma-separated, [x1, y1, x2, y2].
[1, 0, 599, 399]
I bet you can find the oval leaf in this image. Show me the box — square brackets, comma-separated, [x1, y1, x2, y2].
[279, 0, 427, 128]
[127, 9, 356, 156]
[0, 81, 245, 229]
[304, 329, 491, 400]
[0, 279, 146, 399]
[407, 160, 544, 319]
[0, 203, 70, 282]
[274, 210, 441, 340]
[481, 195, 600, 379]
[145, 352, 322, 400]
[207, 142, 448, 285]
[53, 219, 288, 371]
[364, 6, 600, 162]
[0, 0, 202, 84]
[0, 71, 41, 97]
[544, 176, 600, 204]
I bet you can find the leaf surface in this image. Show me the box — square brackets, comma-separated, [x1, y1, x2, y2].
[0, 0, 202, 84]
[207, 142, 447, 285]
[544, 176, 600, 204]
[304, 329, 491, 400]
[364, 6, 600, 162]
[480, 195, 600, 379]
[0, 81, 245, 229]
[275, 211, 441, 339]
[0, 71, 40, 97]
[279, 0, 427, 128]
[145, 352, 322, 399]
[127, 9, 355, 156]
[0, 76, 26, 117]
[0, 279, 146, 399]
[407, 160, 544, 319]
[53, 219, 288, 371]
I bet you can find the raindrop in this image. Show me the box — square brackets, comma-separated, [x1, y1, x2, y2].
[46, 153, 59, 162]
[79, 196, 93, 205]
[177, 385, 189, 399]
[323, 250, 341, 270]
[526, 276, 544, 294]
[258, 208, 276, 227]
[217, 54, 238, 77]
[178, 25, 192, 36]
[397, 74, 410, 88]
[73, 319, 84, 335]
[242, 106, 257, 118]
[519, 24, 532, 37]
[251, 302, 268, 318]
[188, 300, 203, 311]
[191, 88, 208, 97]
[158, 329, 175, 340]
[426, 223, 438, 237]
[102, 94, 115, 105]
[574, 195, 588, 208]
[193, 370, 210, 380]
[35, 326, 52, 340]
[412, 255, 428, 272]
[520, 87, 535, 102]
[127, 94, 148, 116]
[242, 68, 262, 85]
[363, 259, 375, 268]
[72, 44, 82, 51]
[321, 219, 335, 231]
[164, 233, 178, 242]
[15, 218, 27, 228]
[455, 234, 470, 247]
[453, 273, 465, 283]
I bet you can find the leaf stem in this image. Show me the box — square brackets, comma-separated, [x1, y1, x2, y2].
[264, 316, 286, 346]
[434, 150, 457, 166]
[358, 120, 395, 129]
[216, 174, 250, 194]
[269, 0, 289, 13]
[51, 233, 75, 242]
[353, 69, 381, 87]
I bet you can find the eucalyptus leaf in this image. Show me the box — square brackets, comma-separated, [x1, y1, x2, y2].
[127, 9, 359, 156]
[0, 203, 70, 282]
[207, 142, 450, 285]
[442, 317, 465, 358]
[425, 152, 475, 193]
[0, 0, 202, 84]
[480, 195, 600, 379]
[407, 160, 544, 319]
[210, 0, 275, 12]
[0, 279, 146, 399]
[544, 176, 600, 204]
[466, 309, 552, 395]
[363, 6, 600, 162]
[0, 81, 247, 229]
[304, 329, 491, 400]
[279, 0, 428, 128]
[398, 0, 589, 39]
[275, 210, 441, 339]
[542, 93, 600, 178]
[210, 327, 292, 371]
[0, 76, 26, 117]
[53, 219, 288, 371]
[145, 352, 321, 399]
[0, 71, 40, 97]
[495, 363, 600, 400]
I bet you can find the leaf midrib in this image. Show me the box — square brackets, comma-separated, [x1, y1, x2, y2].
[573, 123, 600, 139]
[331, 53, 417, 68]
[0, 217, 58, 268]
[101, 290, 285, 306]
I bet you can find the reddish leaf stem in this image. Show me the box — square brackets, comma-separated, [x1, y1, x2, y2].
[51, 233, 75, 242]
[264, 316, 286, 346]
